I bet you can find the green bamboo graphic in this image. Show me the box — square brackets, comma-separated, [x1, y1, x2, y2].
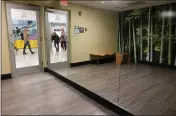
[150, 8, 153, 62]
[140, 17, 143, 60]
[129, 20, 131, 54]
[118, 29, 121, 52]
[168, 4, 172, 65]
[121, 12, 124, 53]
[122, 39, 124, 53]
[132, 19, 137, 63]
[175, 26, 176, 66]
[147, 7, 151, 62]
[159, 7, 165, 64]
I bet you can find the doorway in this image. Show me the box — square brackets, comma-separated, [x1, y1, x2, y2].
[45, 8, 69, 70]
[6, 2, 42, 77]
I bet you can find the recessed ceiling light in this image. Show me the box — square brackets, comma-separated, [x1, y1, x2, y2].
[101, 1, 104, 4]
[162, 11, 176, 17]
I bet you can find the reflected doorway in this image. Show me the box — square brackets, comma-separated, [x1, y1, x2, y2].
[45, 8, 69, 69]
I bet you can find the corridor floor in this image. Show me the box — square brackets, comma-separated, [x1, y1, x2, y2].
[2, 73, 116, 115]
[55, 62, 176, 115]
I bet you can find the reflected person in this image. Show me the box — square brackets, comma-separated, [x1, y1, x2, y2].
[51, 32, 60, 52]
[60, 28, 67, 51]
[13, 29, 16, 36]
[23, 26, 35, 55]
[16, 27, 20, 37]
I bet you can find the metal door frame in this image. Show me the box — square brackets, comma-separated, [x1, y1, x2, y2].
[45, 8, 70, 70]
[5, 2, 42, 77]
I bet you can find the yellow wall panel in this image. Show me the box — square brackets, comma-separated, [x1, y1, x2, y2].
[14, 40, 38, 49]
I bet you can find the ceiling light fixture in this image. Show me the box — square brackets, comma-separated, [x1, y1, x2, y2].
[101, 1, 104, 4]
[162, 11, 176, 17]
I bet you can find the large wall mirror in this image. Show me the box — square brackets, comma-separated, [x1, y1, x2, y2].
[46, 2, 176, 115]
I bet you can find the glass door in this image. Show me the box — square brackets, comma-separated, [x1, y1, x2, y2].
[6, 2, 42, 77]
[45, 8, 69, 70]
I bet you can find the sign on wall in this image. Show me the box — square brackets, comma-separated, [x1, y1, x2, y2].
[74, 26, 79, 34]
[11, 8, 36, 21]
[79, 27, 84, 33]
[48, 13, 67, 23]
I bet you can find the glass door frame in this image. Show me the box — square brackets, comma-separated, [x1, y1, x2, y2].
[6, 2, 42, 77]
[45, 8, 70, 70]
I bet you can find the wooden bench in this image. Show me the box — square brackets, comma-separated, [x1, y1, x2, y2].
[90, 53, 115, 64]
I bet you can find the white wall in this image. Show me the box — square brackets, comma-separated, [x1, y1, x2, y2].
[60, 3, 119, 63]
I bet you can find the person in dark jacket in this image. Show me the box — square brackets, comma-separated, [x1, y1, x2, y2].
[51, 32, 60, 51]
[16, 27, 20, 36]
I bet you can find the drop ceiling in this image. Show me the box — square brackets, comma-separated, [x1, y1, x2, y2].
[70, 0, 175, 12]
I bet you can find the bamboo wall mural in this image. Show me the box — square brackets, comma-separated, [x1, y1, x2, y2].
[118, 3, 176, 66]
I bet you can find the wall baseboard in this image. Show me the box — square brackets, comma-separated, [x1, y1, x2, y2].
[1, 73, 12, 80]
[139, 61, 176, 69]
[45, 68, 133, 116]
[70, 61, 90, 67]
[70, 58, 115, 67]
[44, 67, 48, 72]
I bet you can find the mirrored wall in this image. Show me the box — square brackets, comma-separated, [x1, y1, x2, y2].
[68, 8, 121, 106]
[118, 3, 176, 115]
[46, 2, 176, 115]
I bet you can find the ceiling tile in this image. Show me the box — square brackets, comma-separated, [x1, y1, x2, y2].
[70, 0, 173, 12]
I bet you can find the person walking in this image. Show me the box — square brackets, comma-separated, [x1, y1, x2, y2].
[60, 28, 67, 51]
[16, 27, 20, 38]
[23, 26, 35, 54]
[51, 32, 60, 52]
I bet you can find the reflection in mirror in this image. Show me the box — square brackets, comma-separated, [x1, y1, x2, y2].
[50, 23, 67, 63]
[119, 3, 176, 115]
[45, 2, 176, 115]
[45, 10, 69, 79]
[66, 9, 120, 106]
